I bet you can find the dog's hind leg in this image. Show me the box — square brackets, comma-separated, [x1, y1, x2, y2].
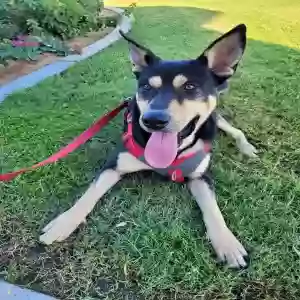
[216, 113, 258, 157]
[40, 149, 151, 245]
[188, 177, 248, 268]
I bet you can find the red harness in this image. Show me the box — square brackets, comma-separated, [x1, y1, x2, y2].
[122, 111, 211, 182]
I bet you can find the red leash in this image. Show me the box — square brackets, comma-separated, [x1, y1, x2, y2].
[0, 101, 129, 182]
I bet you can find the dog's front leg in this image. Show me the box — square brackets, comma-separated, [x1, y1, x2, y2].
[216, 113, 258, 157]
[40, 150, 150, 245]
[188, 177, 248, 268]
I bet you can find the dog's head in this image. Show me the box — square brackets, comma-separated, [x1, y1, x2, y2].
[120, 24, 246, 168]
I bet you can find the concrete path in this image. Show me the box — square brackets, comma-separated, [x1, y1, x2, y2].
[0, 281, 57, 300]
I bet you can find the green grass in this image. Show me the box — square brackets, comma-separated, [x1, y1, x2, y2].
[1, 2, 300, 299]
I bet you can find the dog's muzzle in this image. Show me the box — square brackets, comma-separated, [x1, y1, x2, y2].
[142, 110, 170, 130]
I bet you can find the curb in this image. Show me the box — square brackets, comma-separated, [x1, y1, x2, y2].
[0, 281, 56, 300]
[0, 7, 133, 103]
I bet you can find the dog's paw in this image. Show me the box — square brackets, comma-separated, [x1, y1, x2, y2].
[236, 135, 258, 158]
[208, 227, 248, 268]
[39, 210, 86, 245]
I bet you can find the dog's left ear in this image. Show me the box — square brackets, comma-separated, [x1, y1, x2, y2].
[119, 30, 160, 74]
[200, 24, 247, 78]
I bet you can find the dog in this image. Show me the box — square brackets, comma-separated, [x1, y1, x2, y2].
[40, 24, 257, 268]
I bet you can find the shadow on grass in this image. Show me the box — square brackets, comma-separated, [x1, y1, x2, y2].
[0, 5, 300, 300]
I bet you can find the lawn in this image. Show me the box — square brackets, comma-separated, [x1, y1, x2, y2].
[1, 0, 300, 299]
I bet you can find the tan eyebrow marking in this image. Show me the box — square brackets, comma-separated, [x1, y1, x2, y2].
[172, 74, 188, 88]
[148, 76, 162, 88]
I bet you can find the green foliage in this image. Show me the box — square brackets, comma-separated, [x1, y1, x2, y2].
[0, 0, 117, 64]
[0, 34, 73, 64]
[0, 0, 105, 40]
[0, 43, 40, 62]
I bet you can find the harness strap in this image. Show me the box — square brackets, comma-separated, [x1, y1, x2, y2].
[0, 101, 129, 182]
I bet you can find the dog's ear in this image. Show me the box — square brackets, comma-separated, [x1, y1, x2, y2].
[200, 24, 246, 78]
[119, 30, 160, 74]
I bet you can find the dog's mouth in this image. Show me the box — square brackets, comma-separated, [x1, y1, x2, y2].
[143, 116, 199, 169]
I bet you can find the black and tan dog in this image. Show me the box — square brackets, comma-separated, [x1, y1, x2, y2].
[40, 24, 257, 268]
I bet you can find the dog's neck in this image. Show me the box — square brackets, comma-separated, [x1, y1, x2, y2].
[129, 98, 217, 153]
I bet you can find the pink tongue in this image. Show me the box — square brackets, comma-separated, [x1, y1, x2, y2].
[144, 132, 178, 168]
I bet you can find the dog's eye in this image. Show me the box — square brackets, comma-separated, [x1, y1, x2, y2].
[142, 84, 152, 91]
[184, 83, 196, 91]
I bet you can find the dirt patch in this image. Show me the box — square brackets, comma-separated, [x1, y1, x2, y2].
[0, 9, 119, 86]
[0, 240, 143, 300]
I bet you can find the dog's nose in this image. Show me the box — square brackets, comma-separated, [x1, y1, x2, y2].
[142, 110, 170, 130]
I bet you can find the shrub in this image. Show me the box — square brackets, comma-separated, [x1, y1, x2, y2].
[0, 0, 123, 64]
[0, 0, 105, 40]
